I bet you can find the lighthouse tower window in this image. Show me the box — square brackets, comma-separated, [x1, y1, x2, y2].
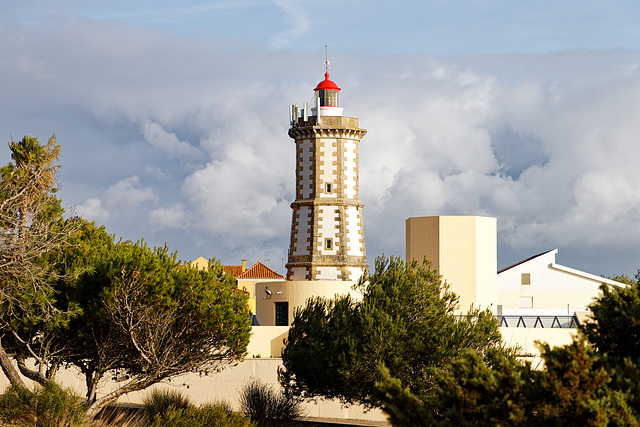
[326, 183, 332, 193]
[325, 238, 333, 250]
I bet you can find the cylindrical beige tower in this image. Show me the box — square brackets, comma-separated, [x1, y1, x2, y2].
[286, 71, 367, 281]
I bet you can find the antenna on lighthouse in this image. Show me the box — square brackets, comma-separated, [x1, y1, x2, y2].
[324, 45, 330, 73]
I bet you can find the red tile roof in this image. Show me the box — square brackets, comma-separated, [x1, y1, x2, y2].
[240, 262, 285, 279]
[222, 262, 284, 280]
[223, 265, 245, 276]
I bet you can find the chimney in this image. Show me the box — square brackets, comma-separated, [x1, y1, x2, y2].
[241, 259, 247, 273]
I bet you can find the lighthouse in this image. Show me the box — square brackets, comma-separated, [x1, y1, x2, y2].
[285, 67, 368, 281]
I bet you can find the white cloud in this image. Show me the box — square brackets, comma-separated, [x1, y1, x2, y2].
[103, 176, 158, 209]
[75, 197, 110, 223]
[3, 15, 640, 276]
[149, 204, 188, 229]
[141, 119, 202, 159]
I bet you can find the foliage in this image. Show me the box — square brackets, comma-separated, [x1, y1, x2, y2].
[377, 340, 638, 426]
[432, 348, 532, 426]
[531, 340, 635, 425]
[0, 135, 77, 387]
[239, 378, 304, 426]
[580, 282, 640, 361]
[373, 365, 434, 427]
[150, 403, 254, 427]
[47, 219, 252, 417]
[0, 137, 251, 419]
[279, 256, 507, 408]
[143, 389, 252, 427]
[0, 382, 88, 426]
[142, 388, 192, 422]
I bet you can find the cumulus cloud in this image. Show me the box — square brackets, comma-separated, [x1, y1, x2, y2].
[2, 14, 640, 276]
[75, 198, 110, 223]
[149, 204, 188, 229]
[141, 120, 202, 160]
[74, 176, 158, 224]
[346, 53, 640, 274]
[103, 176, 158, 209]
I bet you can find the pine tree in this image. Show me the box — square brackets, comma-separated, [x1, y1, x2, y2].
[280, 256, 506, 408]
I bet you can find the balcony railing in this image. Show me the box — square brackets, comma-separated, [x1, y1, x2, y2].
[496, 315, 579, 329]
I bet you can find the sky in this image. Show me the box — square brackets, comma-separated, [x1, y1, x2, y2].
[2, 0, 640, 278]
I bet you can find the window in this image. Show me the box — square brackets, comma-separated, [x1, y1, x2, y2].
[521, 273, 530, 285]
[318, 90, 339, 107]
[325, 238, 332, 250]
[325, 183, 332, 193]
[275, 302, 289, 326]
[519, 297, 533, 308]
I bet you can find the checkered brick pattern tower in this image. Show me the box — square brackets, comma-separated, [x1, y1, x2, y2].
[285, 67, 368, 281]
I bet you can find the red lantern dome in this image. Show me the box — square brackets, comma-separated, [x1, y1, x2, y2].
[314, 72, 341, 92]
[314, 72, 340, 108]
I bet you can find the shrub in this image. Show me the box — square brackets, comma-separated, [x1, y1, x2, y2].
[239, 379, 304, 426]
[0, 382, 88, 426]
[151, 403, 253, 427]
[142, 388, 191, 422]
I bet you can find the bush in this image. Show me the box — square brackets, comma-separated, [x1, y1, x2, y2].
[151, 403, 254, 427]
[239, 379, 304, 426]
[142, 388, 191, 422]
[0, 382, 88, 426]
[142, 389, 252, 427]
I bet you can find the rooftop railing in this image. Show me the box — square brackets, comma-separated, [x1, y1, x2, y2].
[496, 315, 579, 329]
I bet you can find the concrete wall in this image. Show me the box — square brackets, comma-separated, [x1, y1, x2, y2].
[237, 278, 284, 315]
[0, 358, 388, 424]
[499, 326, 579, 365]
[254, 280, 360, 326]
[247, 326, 289, 358]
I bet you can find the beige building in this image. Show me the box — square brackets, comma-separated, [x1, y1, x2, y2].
[406, 215, 497, 314]
[405, 215, 625, 357]
[190, 257, 285, 314]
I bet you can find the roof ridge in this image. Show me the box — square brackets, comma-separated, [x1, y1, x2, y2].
[497, 249, 557, 274]
[238, 262, 285, 279]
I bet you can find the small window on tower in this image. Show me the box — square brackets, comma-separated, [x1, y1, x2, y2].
[325, 238, 332, 250]
[326, 183, 332, 193]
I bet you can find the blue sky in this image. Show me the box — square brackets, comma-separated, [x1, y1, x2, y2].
[2, 1, 640, 277]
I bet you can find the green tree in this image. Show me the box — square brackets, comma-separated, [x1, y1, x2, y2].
[279, 256, 506, 408]
[430, 348, 531, 426]
[579, 278, 640, 418]
[530, 340, 635, 426]
[377, 341, 637, 426]
[48, 220, 252, 417]
[373, 271, 640, 426]
[581, 282, 640, 361]
[0, 135, 76, 388]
